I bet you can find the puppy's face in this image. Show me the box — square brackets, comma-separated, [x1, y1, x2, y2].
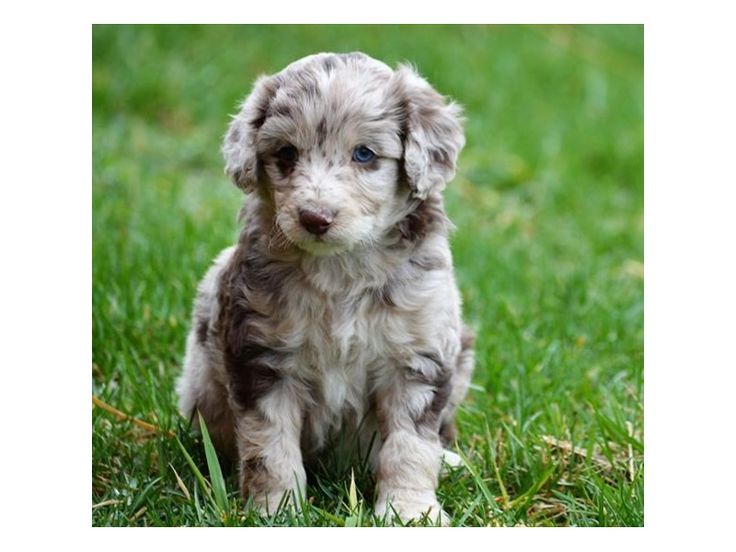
[223, 53, 465, 255]
[256, 55, 405, 255]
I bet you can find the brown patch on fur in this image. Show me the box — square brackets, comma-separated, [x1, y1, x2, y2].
[406, 353, 453, 437]
[460, 325, 476, 350]
[373, 396, 391, 442]
[430, 148, 453, 169]
[231, 169, 245, 188]
[196, 316, 209, 345]
[237, 359, 281, 410]
[194, 389, 238, 461]
[316, 117, 327, 148]
[439, 419, 457, 446]
[436, 325, 475, 446]
[396, 96, 411, 137]
[321, 55, 336, 73]
[396, 195, 449, 242]
[240, 454, 272, 500]
[216, 237, 294, 411]
[268, 102, 292, 119]
[409, 253, 447, 271]
[373, 284, 396, 308]
[414, 370, 452, 437]
[250, 114, 267, 129]
[250, 77, 282, 129]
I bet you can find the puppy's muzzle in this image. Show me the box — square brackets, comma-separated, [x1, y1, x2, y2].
[299, 207, 335, 236]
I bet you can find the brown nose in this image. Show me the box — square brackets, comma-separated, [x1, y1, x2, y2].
[299, 208, 334, 235]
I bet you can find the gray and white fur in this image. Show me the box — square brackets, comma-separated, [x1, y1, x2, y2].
[177, 52, 475, 525]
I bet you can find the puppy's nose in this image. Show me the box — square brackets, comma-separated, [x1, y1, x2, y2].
[299, 208, 334, 235]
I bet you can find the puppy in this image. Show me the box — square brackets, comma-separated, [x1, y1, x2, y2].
[177, 52, 474, 525]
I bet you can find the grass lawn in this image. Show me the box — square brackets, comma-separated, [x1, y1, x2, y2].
[92, 24, 643, 527]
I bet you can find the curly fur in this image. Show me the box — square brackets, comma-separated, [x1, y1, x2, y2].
[176, 52, 474, 525]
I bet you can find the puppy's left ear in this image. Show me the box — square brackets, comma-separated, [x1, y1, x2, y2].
[393, 64, 465, 200]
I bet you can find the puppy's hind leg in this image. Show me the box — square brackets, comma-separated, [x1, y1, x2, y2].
[439, 326, 475, 448]
[177, 329, 237, 461]
[177, 246, 239, 460]
[431, 327, 475, 477]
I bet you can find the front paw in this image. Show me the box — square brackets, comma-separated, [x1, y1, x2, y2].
[240, 456, 307, 516]
[375, 490, 450, 526]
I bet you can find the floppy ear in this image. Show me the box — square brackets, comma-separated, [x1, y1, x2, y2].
[394, 64, 465, 200]
[222, 75, 279, 193]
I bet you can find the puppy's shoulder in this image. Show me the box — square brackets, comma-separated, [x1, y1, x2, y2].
[401, 196, 455, 275]
[188, 245, 238, 348]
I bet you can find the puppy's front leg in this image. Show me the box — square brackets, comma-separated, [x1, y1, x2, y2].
[234, 384, 306, 515]
[373, 356, 452, 525]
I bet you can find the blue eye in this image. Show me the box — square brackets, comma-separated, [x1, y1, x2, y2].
[352, 145, 376, 164]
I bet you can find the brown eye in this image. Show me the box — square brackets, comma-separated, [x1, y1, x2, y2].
[276, 144, 298, 163]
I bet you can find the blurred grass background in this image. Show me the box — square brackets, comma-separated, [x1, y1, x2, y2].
[92, 25, 643, 526]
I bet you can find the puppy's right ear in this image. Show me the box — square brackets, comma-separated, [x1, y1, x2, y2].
[222, 75, 279, 192]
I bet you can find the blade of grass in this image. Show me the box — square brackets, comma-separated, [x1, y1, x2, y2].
[310, 505, 346, 526]
[197, 412, 230, 516]
[130, 476, 162, 514]
[485, 422, 509, 506]
[170, 463, 191, 502]
[457, 447, 503, 518]
[344, 468, 360, 526]
[507, 462, 557, 511]
[595, 411, 643, 453]
[92, 395, 174, 436]
[348, 469, 358, 512]
[92, 499, 123, 510]
[455, 494, 483, 526]
[175, 436, 213, 502]
[192, 482, 204, 525]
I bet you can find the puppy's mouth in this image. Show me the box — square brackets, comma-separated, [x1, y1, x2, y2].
[299, 237, 349, 256]
[291, 230, 352, 256]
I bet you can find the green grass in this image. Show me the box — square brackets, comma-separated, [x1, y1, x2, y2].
[92, 24, 643, 527]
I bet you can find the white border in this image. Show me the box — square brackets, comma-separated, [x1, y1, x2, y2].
[2, 1, 735, 549]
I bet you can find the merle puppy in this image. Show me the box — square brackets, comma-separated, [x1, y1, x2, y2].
[177, 52, 474, 525]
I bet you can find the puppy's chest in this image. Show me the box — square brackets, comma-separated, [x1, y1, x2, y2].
[283, 284, 395, 366]
[280, 288, 396, 438]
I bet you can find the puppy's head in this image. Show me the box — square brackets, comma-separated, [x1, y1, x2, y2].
[223, 52, 464, 255]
